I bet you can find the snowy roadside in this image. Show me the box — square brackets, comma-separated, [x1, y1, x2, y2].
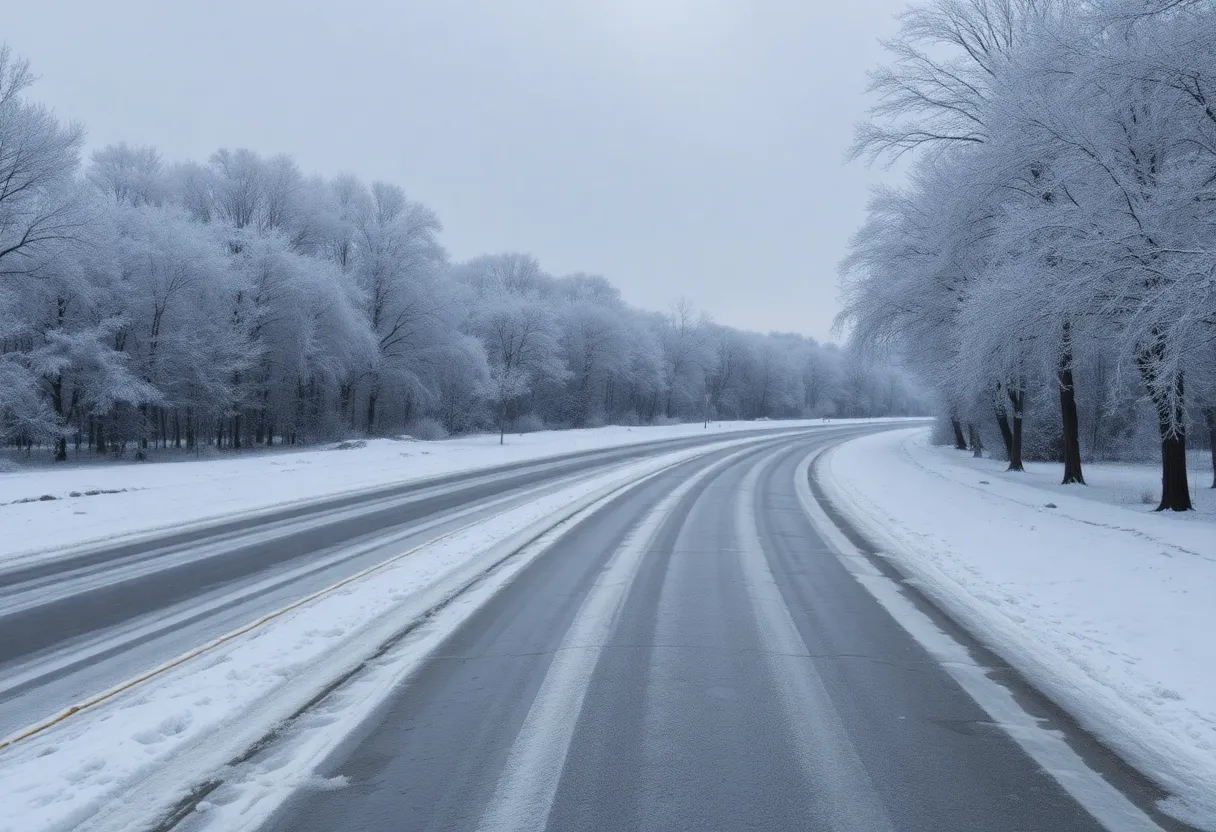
[0, 419, 899, 568]
[820, 428, 1216, 829]
[913, 438, 1215, 518]
[0, 438, 753, 832]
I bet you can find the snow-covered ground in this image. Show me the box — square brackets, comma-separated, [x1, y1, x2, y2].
[822, 428, 1216, 829]
[933, 440, 1215, 517]
[0, 419, 895, 569]
[0, 438, 765, 832]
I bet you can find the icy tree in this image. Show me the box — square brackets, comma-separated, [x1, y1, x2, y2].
[462, 254, 568, 443]
[845, 0, 1216, 509]
[0, 43, 927, 461]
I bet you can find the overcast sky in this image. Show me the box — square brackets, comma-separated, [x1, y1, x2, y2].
[8, 1, 907, 341]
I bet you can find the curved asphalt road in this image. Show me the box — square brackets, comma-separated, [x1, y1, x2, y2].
[0, 427, 861, 737]
[235, 432, 1183, 832]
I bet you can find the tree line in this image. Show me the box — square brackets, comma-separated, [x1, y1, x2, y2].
[840, 0, 1216, 510]
[0, 45, 925, 461]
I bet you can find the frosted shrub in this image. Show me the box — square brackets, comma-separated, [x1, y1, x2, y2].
[514, 414, 546, 434]
[408, 418, 448, 442]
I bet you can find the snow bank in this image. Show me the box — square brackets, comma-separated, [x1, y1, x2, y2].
[0, 419, 898, 568]
[822, 428, 1216, 828]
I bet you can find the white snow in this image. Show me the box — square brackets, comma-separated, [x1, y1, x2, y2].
[821, 427, 1216, 829]
[927, 441, 1215, 518]
[0, 419, 897, 570]
[0, 435, 785, 832]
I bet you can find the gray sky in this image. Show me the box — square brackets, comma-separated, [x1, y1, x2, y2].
[8, 0, 906, 341]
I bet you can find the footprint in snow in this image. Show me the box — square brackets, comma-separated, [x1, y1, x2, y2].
[132, 712, 193, 745]
[304, 627, 344, 638]
[65, 758, 106, 784]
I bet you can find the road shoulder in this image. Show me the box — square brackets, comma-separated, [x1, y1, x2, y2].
[814, 427, 1216, 830]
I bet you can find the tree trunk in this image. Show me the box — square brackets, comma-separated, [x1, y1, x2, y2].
[49, 374, 67, 462]
[968, 423, 982, 458]
[1206, 408, 1216, 489]
[1006, 387, 1025, 472]
[994, 409, 1013, 460]
[1158, 422, 1192, 511]
[1057, 328, 1085, 484]
[1139, 337, 1192, 511]
[1153, 379, 1192, 511]
[366, 390, 378, 435]
[232, 414, 242, 450]
[950, 417, 967, 450]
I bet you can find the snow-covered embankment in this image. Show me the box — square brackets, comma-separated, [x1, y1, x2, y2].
[822, 428, 1216, 828]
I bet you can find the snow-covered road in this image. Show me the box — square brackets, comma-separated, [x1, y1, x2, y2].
[166, 429, 1174, 832]
[0, 456, 619, 737]
[0, 426, 876, 832]
[1, 420, 1201, 832]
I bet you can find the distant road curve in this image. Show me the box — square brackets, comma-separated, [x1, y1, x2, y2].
[0, 424, 874, 740]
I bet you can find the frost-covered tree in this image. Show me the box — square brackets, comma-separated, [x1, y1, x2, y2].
[551, 275, 636, 427]
[89, 144, 166, 209]
[0, 43, 925, 461]
[349, 181, 453, 433]
[462, 254, 568, 443]
[658, 299, 714, 419]
[845, 0, 1216, 509]
[0, 46, 86, 276]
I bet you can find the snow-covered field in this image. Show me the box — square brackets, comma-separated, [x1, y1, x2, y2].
[823, 428, 1216, 828]
[0, 437, 768, 832]
[0, 419, 894, 568]
[930, 438, 1215, 517]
